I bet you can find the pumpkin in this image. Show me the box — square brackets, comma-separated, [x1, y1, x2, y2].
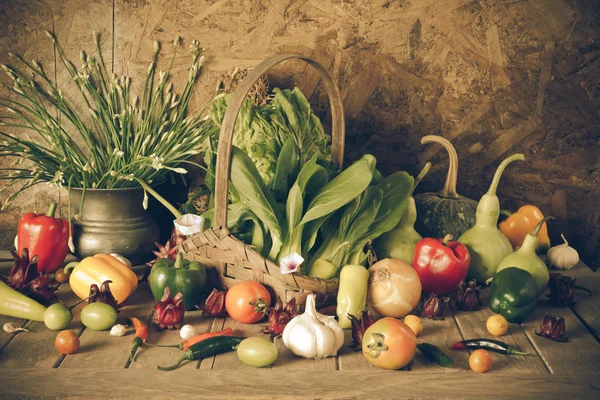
[414, 135, 477, 239]
[373, 163, 430, 264]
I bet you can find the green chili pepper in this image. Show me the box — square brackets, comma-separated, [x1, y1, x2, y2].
[156, 336, 246, 371]
[417, 343, 453, 368]
[450, 338, 528, 355]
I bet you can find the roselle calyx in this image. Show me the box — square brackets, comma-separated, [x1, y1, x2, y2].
[421, 292, 450, 320]
[349, 309, 375, 350]
[547, 272, 591, 307]
[88, 280, 120, 311]
[262, 297, 299, 338]
[146, 228, 187, 267]
[3, 248, 58, 305]
[196, 288, 228, 317]
[455, 279, 482, 311]
[153, 287, 185, 330]
[536, 313, 568, 342]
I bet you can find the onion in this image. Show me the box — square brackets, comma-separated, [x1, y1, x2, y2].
[367, 258, 422, 318]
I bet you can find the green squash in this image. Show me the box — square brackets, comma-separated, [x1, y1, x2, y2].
[414, 135, 477, 239]
[373, 163, 430, 264]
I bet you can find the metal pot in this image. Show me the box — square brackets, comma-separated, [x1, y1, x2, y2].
[69, 187, 160, 265]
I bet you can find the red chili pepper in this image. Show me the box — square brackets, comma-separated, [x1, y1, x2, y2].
[17, 203, 71, 274]
[128, 317, 149, 362]
[412, 234, 471, 295]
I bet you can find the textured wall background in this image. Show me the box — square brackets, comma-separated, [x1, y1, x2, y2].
[0, 0, 599, 267]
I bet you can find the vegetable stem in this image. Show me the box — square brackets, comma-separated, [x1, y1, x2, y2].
[410, 162, 431, 197]
[156, 355, 188, 371]
[135, 178, 182, 218]
[486, 154, 525, 196]
[46, 203, 57, 217]
[421, 136, 459, 199]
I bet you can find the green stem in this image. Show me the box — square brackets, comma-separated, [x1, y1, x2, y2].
[46, 203, 57, 217]
[531, 216, 553, 237]
[135, 178, 182, 218]
[410, 162, 431, 197]
[487, 154, 525, 196]
[174, 252, 184, 269]
[157, 354, 188, 371]
[499, 210, 512, 219]
[421, 135, 460, 199]
[64, 261, 79, 275]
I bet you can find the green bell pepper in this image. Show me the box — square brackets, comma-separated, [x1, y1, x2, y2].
[149, 253, 207, 310]
[489, 267, 538, 323]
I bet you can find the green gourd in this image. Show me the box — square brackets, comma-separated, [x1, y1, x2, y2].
[495, 217, 553, 294]
[373, 163, 431, 264]
[458, 154, 524, 285]
[414, 135, 477, 239]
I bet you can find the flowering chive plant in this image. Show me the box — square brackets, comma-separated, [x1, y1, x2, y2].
[0, 31, 218, 211]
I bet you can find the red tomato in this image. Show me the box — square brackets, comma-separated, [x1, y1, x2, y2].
[55, 330, 80, 354]
[362, 317, 416, 369]
[225, 281, 271, 324]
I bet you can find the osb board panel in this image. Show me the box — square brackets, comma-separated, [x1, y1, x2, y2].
[0, 0, 599, 267]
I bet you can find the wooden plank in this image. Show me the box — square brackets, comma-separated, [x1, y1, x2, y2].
[0, 283, 81, 368]
[198, 317, 226, 370]
[337, 329, 373, 371]
[131, 310, 214, 371]
[414, 315, 470, 372]
[59, 283, 155, 369]
[1, 369, 599, 399]
[521, 303, 600, 374]
[211, 317, 266, 370]
[566, 262, 600, 340]
[453, 297, 549, 374]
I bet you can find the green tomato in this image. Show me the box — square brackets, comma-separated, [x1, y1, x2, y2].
[236, 337, 278, 368]
[80, 303, 117, 331]
[44, 303, 72, 331]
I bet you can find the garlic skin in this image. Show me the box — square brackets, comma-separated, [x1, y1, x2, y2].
[548, 234, 579, 270]
[180, 324, 197, 340]
[3, 323, 28, 334]
[110, 324, 127, 337]
[282, 294, 344, 359]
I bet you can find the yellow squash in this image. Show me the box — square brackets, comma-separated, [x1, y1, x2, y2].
[65, 254, 138, 304]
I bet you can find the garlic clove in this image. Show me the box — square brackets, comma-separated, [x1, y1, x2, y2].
[110, 324, 127, 336]
[180, 324, 197, 340]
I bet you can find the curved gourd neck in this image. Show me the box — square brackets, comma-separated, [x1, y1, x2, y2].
[486, 154, 525, 196]
[421, 135, 460, 199]
[399, 162, 431, 229]
[475, 153, 525, 228]
[519, 216, 553, 254]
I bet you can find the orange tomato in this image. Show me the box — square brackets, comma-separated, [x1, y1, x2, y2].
[225, 281, 271, 324]
[55, 330, 80, 354]
[469, 349, 492, 373]
[362, 317, 416, 370]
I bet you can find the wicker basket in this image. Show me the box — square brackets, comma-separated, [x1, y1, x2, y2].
[180, 54, 346, 307]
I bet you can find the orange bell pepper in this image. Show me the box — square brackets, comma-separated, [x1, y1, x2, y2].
[498, 205, 551, 254]
[64, 254, 138, 304]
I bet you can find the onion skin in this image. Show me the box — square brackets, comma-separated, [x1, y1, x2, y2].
[367, 259, 422, 318]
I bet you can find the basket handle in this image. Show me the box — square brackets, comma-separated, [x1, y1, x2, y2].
[214, 54, 346, 228]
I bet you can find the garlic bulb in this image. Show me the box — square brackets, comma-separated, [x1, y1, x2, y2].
[547, 234, 579, 270]
[180, 324, 197, 340]
[282, 294, 344, 359]
[110, 324, 127, 337]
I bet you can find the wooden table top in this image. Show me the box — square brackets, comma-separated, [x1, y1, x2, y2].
[0, 256, 599, 399]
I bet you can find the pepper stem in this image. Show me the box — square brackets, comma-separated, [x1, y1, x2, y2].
[486, 154, 525, 196]
[157, 355, 188, 371]
[46, 203, 57, 217]
[531, 216, 553, 237]
[410, 162, 432, 197]
[144, 342, 182, 349]
[499, 210, 513, 219]
[174, 252, 185, 269]
[134, 178, 182, 219]
[442, 234, 453, 246]
[64, 261, 79, 275]
[421, 135, 459, 199]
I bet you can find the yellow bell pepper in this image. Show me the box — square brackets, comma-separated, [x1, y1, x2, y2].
[64, 254, 138, 304]
[499, 205, 551, 254]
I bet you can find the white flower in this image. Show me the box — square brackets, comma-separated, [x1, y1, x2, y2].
[151, 155, 165, 170]
[142, 190, 148, 210]
[280, 253, 304, 275]
[174, 213, 204, 236]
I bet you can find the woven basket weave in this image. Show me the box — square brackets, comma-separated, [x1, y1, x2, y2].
[180, 54, 346, 307]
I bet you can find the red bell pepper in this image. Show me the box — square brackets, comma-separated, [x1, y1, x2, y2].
[17, 203, 71, 274]
[412, 234, 470, 295]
